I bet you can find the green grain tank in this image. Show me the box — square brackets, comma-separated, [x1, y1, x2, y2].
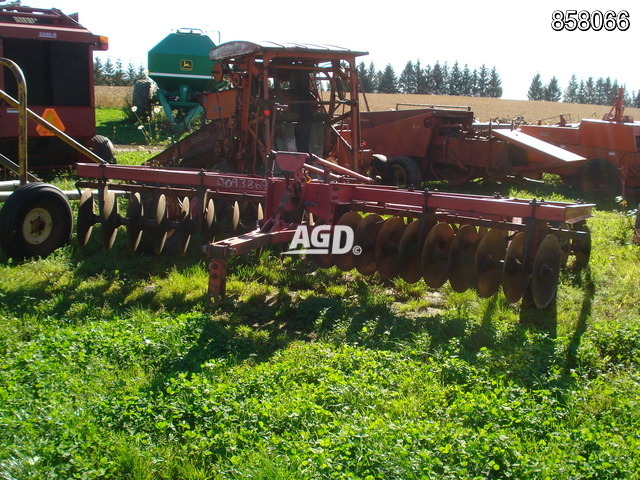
[148, 28, 216, 94]
[135, 28, 222, 132]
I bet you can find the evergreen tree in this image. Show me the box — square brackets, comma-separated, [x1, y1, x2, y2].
[545, 77, 562, 102]
[583, 77, 596, 104]
[431, 61, 446, 94]
[415, 60, 428, 95]
[421, 64, 433, 94]
[112, 59, 126, 86]
[563, 74, 579, 103]
[448, 61, 462, 95]
[470, 69, 479, 97]
[594, 77, 607, 104]
[126, 62, 139, 85]
[608, 79, 620, 105]
[103, 57, 116, 85]
[486, 66, 503, 98]
[601, 77, 613, 104]
[576, 80, 586, 103]
[441, 62, 449, 94]
[460, 64, 473, 96]
[474, 64, 489, 97]
[378, 64, 398, 93]
[94, 57, 105, 85]
[357, 61, 375, 93]
[398, 60, 418, 94]
[527, 73, 545, 100]
[367, 62, 378, 93]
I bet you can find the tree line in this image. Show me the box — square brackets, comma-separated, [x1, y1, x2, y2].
[94, 57, 146, 86]
[93, 54, 640, 108]
[528, 73, 640, 107]
[358, 60, 503, 98]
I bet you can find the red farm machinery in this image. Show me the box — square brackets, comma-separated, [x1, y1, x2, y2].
[0, 36, 594, 309]
[356, 105, 585, 188]
[358, 89, 640, 202]
[519, 89, 640, 200]
[0, 3, 114, 169]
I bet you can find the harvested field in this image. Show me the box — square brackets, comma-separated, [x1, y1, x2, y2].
[96, 86, 640, 125]
[95, 85, 132, 108]
[360, 93, 640, 124]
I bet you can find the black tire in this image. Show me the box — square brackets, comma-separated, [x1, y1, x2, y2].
[87, 134, 116, 163]
[0, 182, 73, 259]
[574, 159, 622, 202]
[132, 79, 157, 120]
[385, 155, 422, 188]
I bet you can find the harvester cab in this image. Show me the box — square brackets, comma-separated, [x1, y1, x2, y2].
[146, 41, 373, 178]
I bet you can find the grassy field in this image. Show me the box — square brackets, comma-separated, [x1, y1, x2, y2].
[1, 109, 640, 479]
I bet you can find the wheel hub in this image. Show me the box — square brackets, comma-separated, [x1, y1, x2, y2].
[22, 207, 53, 245]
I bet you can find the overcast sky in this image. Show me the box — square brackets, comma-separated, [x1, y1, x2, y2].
[20, 0, 639, 100]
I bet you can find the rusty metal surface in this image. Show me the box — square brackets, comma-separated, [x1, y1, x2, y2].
[209, 40, 367, 61]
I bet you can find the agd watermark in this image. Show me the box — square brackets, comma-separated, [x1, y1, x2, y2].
[283, 225, 362, 256]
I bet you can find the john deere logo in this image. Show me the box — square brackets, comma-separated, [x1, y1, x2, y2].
[180, 60, 193, 71]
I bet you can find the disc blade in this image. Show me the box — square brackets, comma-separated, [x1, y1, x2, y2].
[232, 201, 240, 231]
[101, 187, 118, 249]
[422, 222, 455, 288]
[474, 229, 507, 298]
[334, 211, 362, 271]
[177, 196, 192, 256]
[397, 220, 421, 283]
[126, 192, 144, 252]
[153, 194, 168, 254]
[203, 198, 216, 241]
[375, 217, 407, 280]
[502, 232, 528, 303]
[448, 224, 479, 293]
[77, 188, 95, 247]
[532, 234, 562, 309]
[353, 214, 384, 275]
[257, 203, 264, 221]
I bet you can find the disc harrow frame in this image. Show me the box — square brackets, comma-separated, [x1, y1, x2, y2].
[74, 151, 593, 309]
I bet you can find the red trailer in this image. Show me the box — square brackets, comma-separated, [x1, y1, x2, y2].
[0, 3, 113, 168]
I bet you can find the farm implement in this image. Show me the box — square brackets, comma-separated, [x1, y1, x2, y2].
[519, 89, 640, 200]
[0, 3, 114, 168]
[1, 35, 594, 309]
[73, 151, 593, 309]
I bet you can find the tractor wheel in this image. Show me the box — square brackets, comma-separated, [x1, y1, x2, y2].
[0, 182, 73, 259]
[87, 135, 116, 163]
[132, 78, 157, 120]
[575, 159, 622, 202]
[385, 155, 422, 188]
